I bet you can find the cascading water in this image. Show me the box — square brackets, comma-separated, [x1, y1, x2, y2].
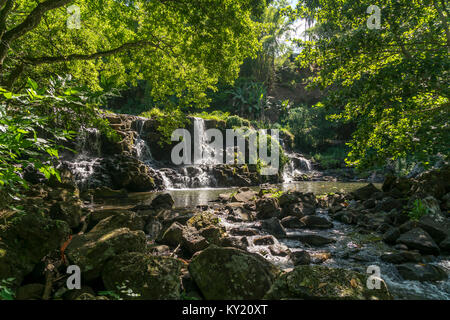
[283, 152, 313, 183]
[64, 127, 104, 191]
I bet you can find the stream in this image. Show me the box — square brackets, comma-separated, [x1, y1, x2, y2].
[92, 181, 450, 300]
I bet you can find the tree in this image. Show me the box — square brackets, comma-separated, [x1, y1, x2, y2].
[0, 0, 263, 107]
[295, 0, 449, 169]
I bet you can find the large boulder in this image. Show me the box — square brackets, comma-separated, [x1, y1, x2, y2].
[261, 217, 286, 237]
[396, 228, 440, 255]
[396, 263, 448, 282]
[49, 196, 83, 229]
[108, 155, 157, 192]
[288, 234, 336, 247]
[151, 193, 175, 210]
[264, 265, 392, 300]
[232, 190, 257, 203]
[102, 252, 183, 299]
[352, 183, 381, 201]
[188, 246, 279, 300]
[417, 215, 449, 243]
[0, 210, 71, 286]
[90, 211, 145, 234]
[256, 198, 280, 220]
[300, 216, 333, 229]
[66, 228, 146, 281]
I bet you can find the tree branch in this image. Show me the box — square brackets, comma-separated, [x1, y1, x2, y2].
[0, 0, 14, 38]
[24, 40, 159, 65]
[0, 0, 72, 66]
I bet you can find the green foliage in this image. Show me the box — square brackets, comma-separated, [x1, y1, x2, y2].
[0, 278, 15, 300]
[408, 199, 430, 221]
[312, 146, 349, 170]
[140, 108, 189, 146]
[2, 0, 261, 109]
[227, 79, 267, 118]
[226, 115, 252, 129]
[296, 0, 449, 169]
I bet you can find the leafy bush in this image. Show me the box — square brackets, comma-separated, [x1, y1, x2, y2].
[408, 199, 430, 221]
[0, 278, 15, 300]
[226, 115, 251, 129]
[140, 108, 188, 146]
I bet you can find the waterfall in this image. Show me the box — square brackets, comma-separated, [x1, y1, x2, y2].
[193, 117, 220, 165]
[65, 127, 104, 190]
[283, 152, 313, 183]
[133, 118, 155, 165]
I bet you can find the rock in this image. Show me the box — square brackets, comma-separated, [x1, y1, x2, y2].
[92, 187, 128, 200]
[261, 217, 286, 237]
[363, 199, 376, 209]
[181, 227, 209, 254]
[291, 250, 311, 266]
[189, 246, 279, 300]
[375, 197, 404, 212]
[220, 237, 248, 250]
[383, 227, 401, 244]
[66, 228, 147, 281]
[382, 176, 412, 196]
[253, 235, 275, 246]
[232, 190, 257, 203]
[256, 198, 279, 220]
[396, 228, 440, 255]
[109, 155, 157, 192]
[380, 251, 422, 264]
[229, 228, 259, 237]
[268, 245, 290, 257]
[300, 216, 333, 229]
[419, 196, 444, 222]
[0, 211, 71, 286]
[414, 164, 450, 199]
[439, 236, 450, 252]
[49, 197, 83, 229]
[15, 284, 45, 300]
[282, 202, 315, 217]
[281, 216, 305, 229]
[396, 263, 448, 282]
[102, 252, 183, 299]
[399, 220, 417, 234]
[160, 222, 184, 247]
[90, 211, 145, 234]
[417, 215, 449, 243]
[264, 265, 392, 300]
[151, 193, 174, 210]
[352, 183, 380, 201]
[288, 234, 336, 247]
[62, 286, 96, 300]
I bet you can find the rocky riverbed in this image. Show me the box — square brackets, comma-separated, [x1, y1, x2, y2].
[1, 164, 449, 300]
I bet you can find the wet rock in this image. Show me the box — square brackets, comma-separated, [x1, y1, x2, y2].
[396, 228, 440, 255]
[417, 215, 449, 243]
[15, 284, 45, 300]
[151, 193, 174, 210]
[282, 202, 315, 217]
[253, 235, 275, 246]
[281, 216, 305, 229]
[261, 217, 286, 237]
[66, 228, 147, 282]
[264, 265, 392, 300]
[382, 176, 413, 196]
[49, 197, 83, 229]
[109, 155, 158, 192]
[383, 227, 401, 244]
[300, 216, 333, 229]
[290, 250, 311, 266]
[256, 198, 280, 219]
[439, 236, 450, 252]
[288, 234, 336, 247]
[102, 252, 183, 299]
[189, 246, 279, 300]
[220, 237, 248, 250]
[396, 263, 448, 282]
[381, 251, 422, 264]
[352, 183, 381, 201]
[268, 245, 290, 257]
[310, 252, 332, 264]
[229, 228, 260, 237]
[399, 220, 417, 234]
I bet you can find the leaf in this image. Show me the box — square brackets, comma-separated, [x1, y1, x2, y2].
[318, 283, 327, 289]
[27, 78, 38, 90]
[350, 279, 358, 288]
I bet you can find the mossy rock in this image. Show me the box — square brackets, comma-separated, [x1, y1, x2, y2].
[264, 265, 392, 300]
[187, 212, 222, 231]
[189, 246, 280, 300]
[0, 210, 71, 286]
[102, 252, 183, 300]
[90, 210, 145, 234]
[66, 228, 146, 282]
